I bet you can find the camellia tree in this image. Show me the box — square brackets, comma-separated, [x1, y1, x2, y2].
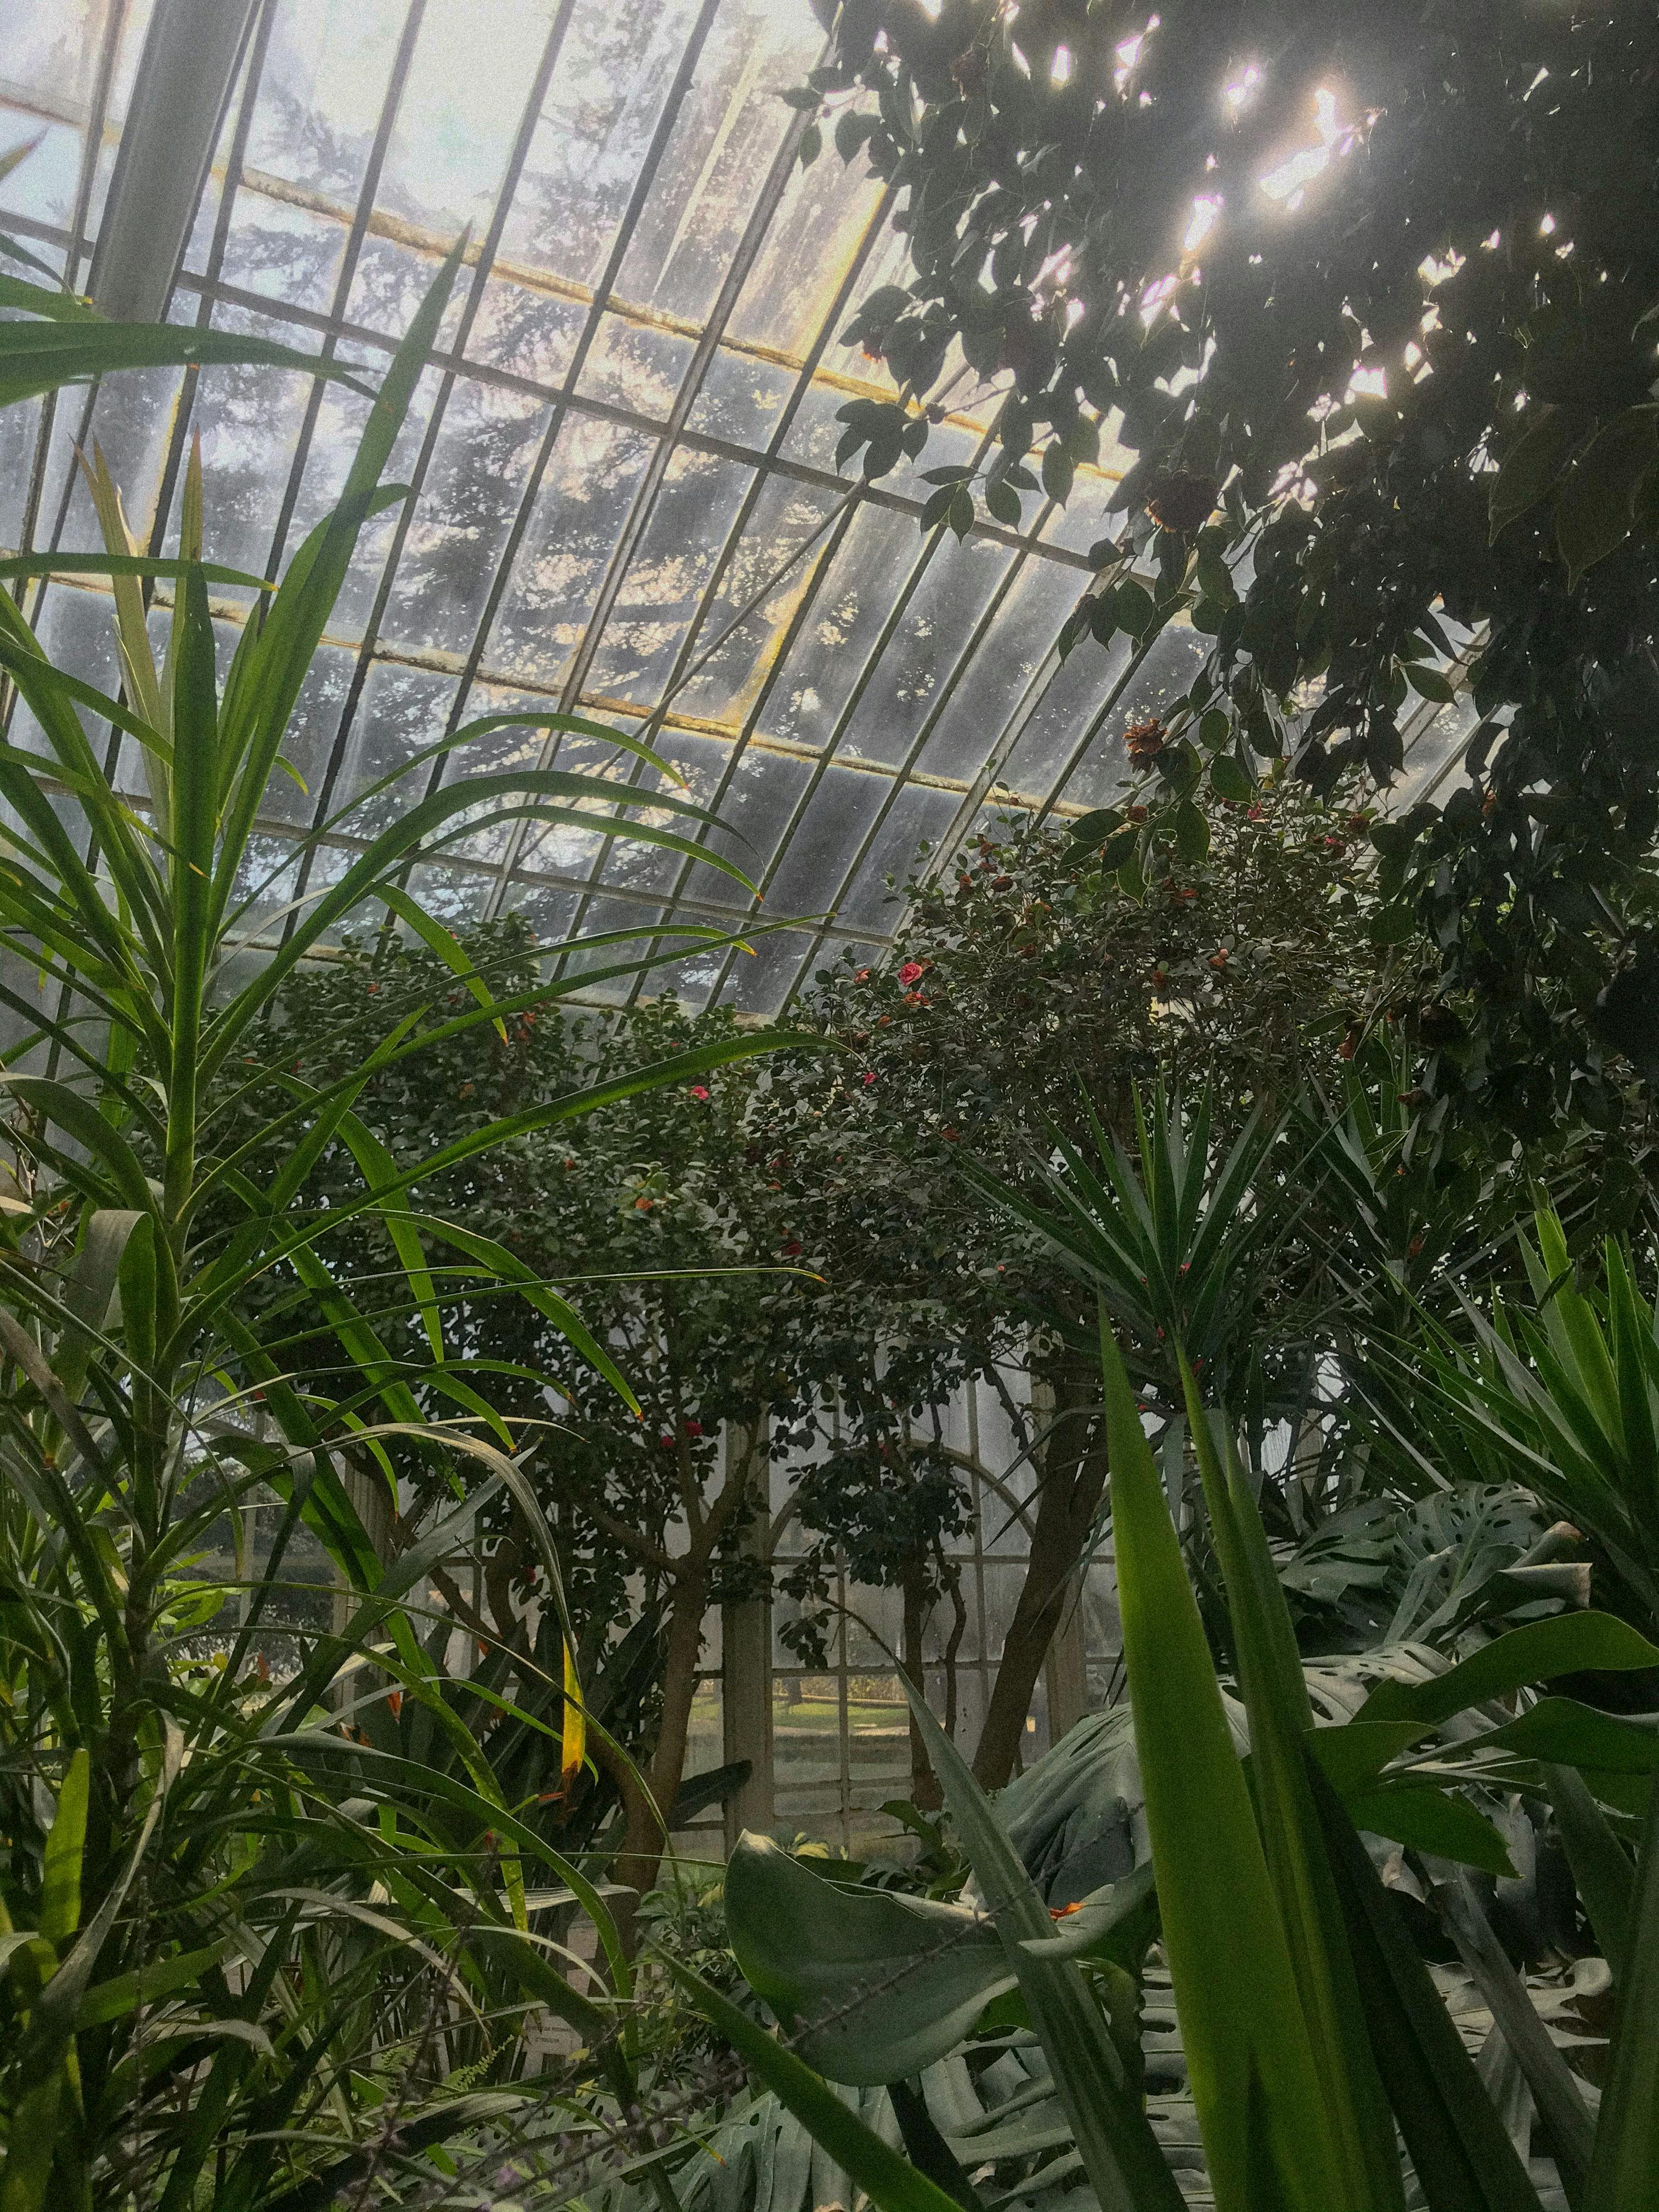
[764, 777, 1433, 1784]
[765, 765, 1659, 1782]
[797, 0, 1659, 1140]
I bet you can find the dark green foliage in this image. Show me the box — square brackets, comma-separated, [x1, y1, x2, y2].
[800, 2, 1659, 1136]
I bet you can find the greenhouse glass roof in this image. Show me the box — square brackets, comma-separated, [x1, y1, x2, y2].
[0, 0, 1468, 1014]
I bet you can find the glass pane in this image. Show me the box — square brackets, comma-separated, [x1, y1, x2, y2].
[493, 0, 706, 292]
[844, 1671, 911, 1799]
[380, 378, 548, 657]
[680, 1673, 724, 1787]
[482, 413, 657, 687]
[1082, 1563, 1124, 1661]
[670, 471, 848, 730]
[247, 1, 409, 201]
[606, 3, 812, 328]
[759, 766, 889, 918]
[217, 185, 349, 318]
[774, 1681, 844, 1797]
[911, 556, 1073, 785]
[822, 781, 959, 932]
[835, 532, 1014, 771]
[584, 448, 759, 709]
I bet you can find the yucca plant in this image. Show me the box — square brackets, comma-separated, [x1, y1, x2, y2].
[1364, 1207, 1659, 1638]
[0, 239, 802, 2209]
[960, 1084, 1288, 1411]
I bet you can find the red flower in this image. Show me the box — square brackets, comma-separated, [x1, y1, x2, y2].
[853, 966, 873, 984]
[658, 1434, 676, 1450]
[686, 1418, 704, 1438]
[1207, 948, 1229, 970]
[992, 874, 1013, 891]
[862, 1070, 877, 1085]
[689, 1084, 710, 1101]
[898, 960, 928, 986]
[782, 1238, 803, 1257]
[903, 990, 928, 1007]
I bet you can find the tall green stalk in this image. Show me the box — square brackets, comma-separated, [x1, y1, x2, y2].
[0, 238, 804, 2209]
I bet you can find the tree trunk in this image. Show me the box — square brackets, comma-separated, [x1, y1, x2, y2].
[614, 1577, 707, 1948]
[900, 1557, 942, 1810]
[973, 1353, 1108, 1788]
[609, 1431, 759, 1951]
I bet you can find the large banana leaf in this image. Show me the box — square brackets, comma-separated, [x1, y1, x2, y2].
[888, 1673, 1186, 2212]
[725, 1828, 1155, 2089]
[725, 1835, 1014, 2082]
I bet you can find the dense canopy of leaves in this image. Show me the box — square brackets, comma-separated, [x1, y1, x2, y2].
[805, 0, 1659, 1137]
[216, 924, 794, 1626]
[761, 788, 1407, 1594]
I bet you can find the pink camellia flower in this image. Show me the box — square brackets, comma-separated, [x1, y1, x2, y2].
[898, 960, 927, 985]
[689, 1084, 710, 1101]
[685, 1418, 704, 1438]
[861, 1070, 877, 1086]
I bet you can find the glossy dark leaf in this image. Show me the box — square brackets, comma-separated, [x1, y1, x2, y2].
[1488, 405, 1595, 539]
[1554, 407, 1659, 588]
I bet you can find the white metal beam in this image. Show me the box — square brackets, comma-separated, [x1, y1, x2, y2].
[87, 0, 257, 321]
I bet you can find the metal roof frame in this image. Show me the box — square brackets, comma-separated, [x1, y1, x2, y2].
[0, 0, 1470, 1012]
